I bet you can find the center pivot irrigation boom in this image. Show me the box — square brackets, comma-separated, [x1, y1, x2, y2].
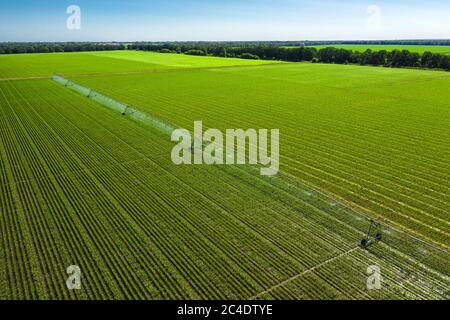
[360, 220, 383, 248]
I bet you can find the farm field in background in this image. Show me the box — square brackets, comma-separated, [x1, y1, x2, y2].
[0, 51, 448, 300]
[305, 45, 450, 54]
[0, 51, 277, 79]
[89, 51, 280, 68]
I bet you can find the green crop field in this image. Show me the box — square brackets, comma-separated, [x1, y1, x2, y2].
[0, 51, 277, 79]
[306, 45, 450, 54]
[89, 51, 279, 68]
[0, 51, 448, 300]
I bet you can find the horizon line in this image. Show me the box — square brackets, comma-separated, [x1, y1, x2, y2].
[2, 38, 450, 44]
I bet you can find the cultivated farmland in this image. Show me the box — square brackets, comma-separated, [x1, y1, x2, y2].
[308, 45, 450, 55]
[72, 62, 450, 249]
[0, 51, 448, 300]
[0, 51, 277, 79]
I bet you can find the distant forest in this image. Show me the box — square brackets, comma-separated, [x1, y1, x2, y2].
[131, 41, 450, 71]
[1, 40, 449, 71]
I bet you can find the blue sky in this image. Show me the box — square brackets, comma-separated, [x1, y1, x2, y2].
[0, 0, 449, 41]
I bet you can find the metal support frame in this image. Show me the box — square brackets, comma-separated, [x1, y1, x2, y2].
[361, 220, 382, 248]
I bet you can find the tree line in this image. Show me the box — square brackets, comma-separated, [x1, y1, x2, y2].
[0, 43, 126, 54]
[129, 43, 450, 71]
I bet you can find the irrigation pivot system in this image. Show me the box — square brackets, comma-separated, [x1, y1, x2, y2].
[361, 220, 383, 249]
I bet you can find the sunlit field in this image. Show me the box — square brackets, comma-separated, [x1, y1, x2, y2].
[308, 45, 450, 55]
[0, 51, 448, 300]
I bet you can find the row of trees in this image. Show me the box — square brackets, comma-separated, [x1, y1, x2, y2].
[129, 43, 318, 61]
[317, 47, 450, 70]
[130, 43, 450, 71]
[0, 43, 126, 54]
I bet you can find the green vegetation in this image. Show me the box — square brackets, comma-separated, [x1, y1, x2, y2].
[0, 52, 448, 300]
[0, 51, 278, 78]
[132, 44, 450, 71]
[2, 41, 450, 55]
[185, 49, 207, 56]
[0, 52, 165, 78]
[310, 45, 450, 55]
[73, 63, 450, 248]
[239, 53, 260, 60]
[0, 42, 127, 55]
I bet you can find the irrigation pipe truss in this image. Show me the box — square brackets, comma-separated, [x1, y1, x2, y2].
[52, 74, 449, 256]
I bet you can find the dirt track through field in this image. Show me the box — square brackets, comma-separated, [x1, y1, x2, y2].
[249, 247, 361, 299]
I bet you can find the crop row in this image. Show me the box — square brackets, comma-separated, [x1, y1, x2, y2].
[47, 79, 448, 292]
[0, 78, 448, 300]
